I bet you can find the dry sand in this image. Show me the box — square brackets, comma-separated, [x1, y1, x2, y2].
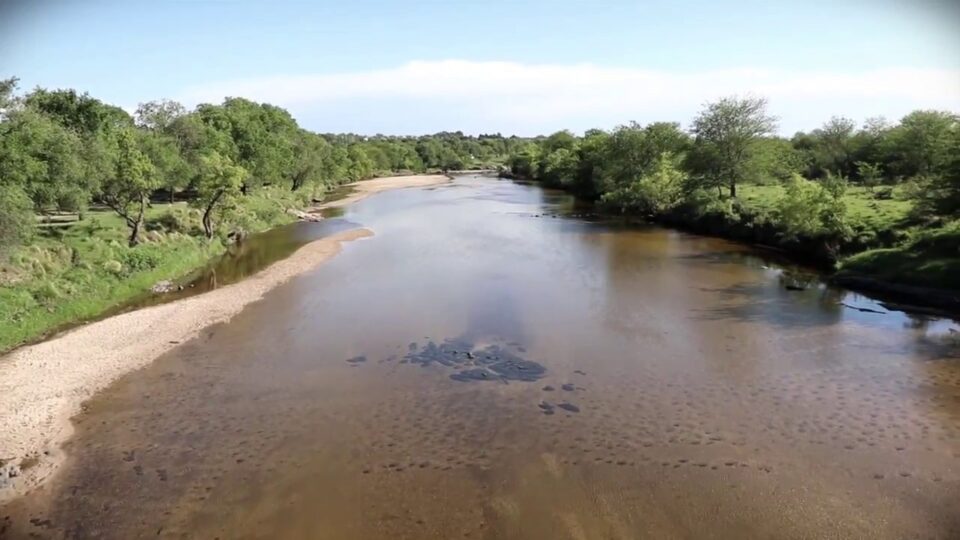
[0, 174, 450, 503]
[311, 174, 450, 211]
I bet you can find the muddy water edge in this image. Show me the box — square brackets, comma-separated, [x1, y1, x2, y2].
[2, 175, 959, 539]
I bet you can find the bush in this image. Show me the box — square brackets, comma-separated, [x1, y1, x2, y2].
[118, 247, 163, 272]
[776, 174, 849, 241]
[0, 184, 35, 254]
[102, 260, 123, 274]
[685, 188, 739, 221]
[600, 153, 686, 214]
[31, 280, 62, 304]
[145, 207, 201, 234]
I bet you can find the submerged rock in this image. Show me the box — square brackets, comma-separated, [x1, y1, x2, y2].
[557, 403, 580, 413]
[403, 338, 547, 383]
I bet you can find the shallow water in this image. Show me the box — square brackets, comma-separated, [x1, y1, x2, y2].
[3, 176, 959, 539]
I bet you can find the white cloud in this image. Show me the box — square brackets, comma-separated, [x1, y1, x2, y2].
[178, 60, 960, 135]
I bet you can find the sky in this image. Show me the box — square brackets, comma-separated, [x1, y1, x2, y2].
[1, 0, 959, 136]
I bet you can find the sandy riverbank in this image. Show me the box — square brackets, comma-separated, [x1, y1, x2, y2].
[0, 174, 450, 503]
[0, 229, 372, 502]
[311, 174, 450, 212]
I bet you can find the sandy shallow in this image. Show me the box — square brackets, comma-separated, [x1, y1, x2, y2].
[312, 174, 450, 212]
[0, 174, 449, 503]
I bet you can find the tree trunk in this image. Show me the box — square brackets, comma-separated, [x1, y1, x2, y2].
[291, 172, 305, 191]
[202, 190, 225, 239]
[729, 181, 737, 198]
[128, 216, 142, 246]
[127, 197, 146, 247]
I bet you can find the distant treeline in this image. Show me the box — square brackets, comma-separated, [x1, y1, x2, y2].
[507, 97, 959, 263]
[0, 77, 527, 247]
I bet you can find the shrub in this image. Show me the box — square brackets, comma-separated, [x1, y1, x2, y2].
[102, 260, 123, 274]
[31, 280, 62, 304]
[118, 247, 163, 272]
[600, 153, 686, 214]
[776, 174, 849, 241]
[0, 185, 35, 255]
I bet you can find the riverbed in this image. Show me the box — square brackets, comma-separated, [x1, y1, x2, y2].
[2, 175, 958, 538]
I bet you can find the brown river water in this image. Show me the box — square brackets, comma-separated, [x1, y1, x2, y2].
[3, 175, 959, 539]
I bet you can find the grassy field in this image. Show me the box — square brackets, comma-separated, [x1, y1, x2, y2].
[738, 184, 914, 232]
[838, 222, 960, 290]
[737, 183, 960, 291]
[0, 188, 307, 353]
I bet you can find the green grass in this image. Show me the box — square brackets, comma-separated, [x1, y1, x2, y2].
[739, 184, 960, 290]
[838, 222, 960, 290]
[737, 183, 917, 246]
[738, 184, 913, 227]
[0, 188, 305, 353]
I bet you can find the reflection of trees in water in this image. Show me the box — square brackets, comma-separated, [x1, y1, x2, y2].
[458, 276, 527, 346]
[695, 280, 844, 328]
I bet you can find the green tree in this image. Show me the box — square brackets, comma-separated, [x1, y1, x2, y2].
[134, 99, 186, 131]
[289, 130, 332, 192]
[571, 129, 611, 198]
[776, 173, 849, 253]
[99, 129, 159, 246]
[855, 161, 883, 192]
[24, 88, 132, 135]
[193, 152, 245, 238]
[886, 110, 957, 179]
[507, 143, 541, 179]
[138, 130, 190, 202]
[540, 147, 578, 186]
[749, 137, 803, 183]
[0, 184, 33, 254]
[346, 145, 374, 181]
[601, 152, 687, 214]
[0, 77, 20, 120]
[0, 109, 88, 212]
[689, 96, 777, 198]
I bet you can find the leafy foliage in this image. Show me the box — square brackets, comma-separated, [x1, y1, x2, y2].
[776, 174, 849, 242]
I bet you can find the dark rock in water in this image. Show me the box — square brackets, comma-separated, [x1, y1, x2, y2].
[561, 383, 575, 391]
[345, 356, 367, 364]
[557, 403, 580, 413]
[489, 359, 546, 382]
[542, 385, 555, 391]
[785, 284, 805, 291]
[573, 370, 586, 376]
[450, 368, 496, 382]
[405, 338, 547, 383]
[538, 401, 554, 412]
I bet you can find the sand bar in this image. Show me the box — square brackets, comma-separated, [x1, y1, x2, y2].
[0, 174, 450, 502]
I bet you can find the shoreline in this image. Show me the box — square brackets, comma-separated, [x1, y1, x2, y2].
[500, 173, 960, 318]
[0, 174, 450, 504]
[309, 174, 450, 212]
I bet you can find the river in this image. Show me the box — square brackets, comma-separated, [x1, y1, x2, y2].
[2, 175, 958, 539]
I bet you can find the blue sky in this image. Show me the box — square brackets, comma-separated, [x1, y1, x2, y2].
[1, 0, 959, 135]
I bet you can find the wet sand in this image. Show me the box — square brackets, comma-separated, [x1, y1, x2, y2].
[0, 175, 451, 505]
[0, 228, 373, 503]
[2, 175, 959, 538]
